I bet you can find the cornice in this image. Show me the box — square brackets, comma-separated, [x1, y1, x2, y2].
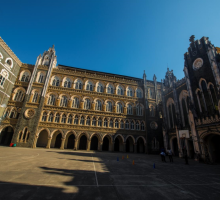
[0, 37, 22, 66]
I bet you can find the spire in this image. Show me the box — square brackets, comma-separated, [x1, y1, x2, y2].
[189, 35, 195, 43]
[153, 74, 157, 81]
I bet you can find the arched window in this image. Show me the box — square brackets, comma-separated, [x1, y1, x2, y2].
[201, 80, 212, 113]
[61, 114, 66, 123]
[86, 117, 90, 125]
[136, 88, 142, 98]
[117, 85, 124, 95]
[106, 101, 113, 112]
[104, 118, 108, 127]
[120, 120, 124, 129]
[127, 87, 133, 97]
[10, 110, 15, 118]
[48, 94, 56, 105]
[55, 113, 60, 123]
[127, 104, 133, 115]
[92, 117, 96, 126]
[107, 84, 114, 94]
[125, 120, 129, 129]
[141, 122, 145, 130]
[67, 115, 72, 124]
[117, 102, 123, 113]
[32, 92, 39, 103]
[38, 73, 44, 83]
[14, 90, 25, 102]
[131, 121, 134, 130]
[210, 84, 217, 108]
[0, 70, 8, 86]
[75, 79, 82, 89]
[0, 75, 6, 86]
[72, 97, 79, 108]
[97, 83, 104, 93]
[115, 119, 119, 128]
[74, 115, 79, 124]
[136, 105, 143, 116]
[60, 96, 68, 107]
[21, 71, 30, 82]
[48, 113, 54, 122]
[84, 99, 91, 109]
[98, 117, 102, 127]
[3, 109, 10, 118]
[86, 81, 93, 91]
[41, 112, 47, 121]
[136, 121, 140, 130]
[52, 77, 60, 86]
[109, 119, 113, 128]
[95, 100, 102, 111]
[80, 116, 84, 125]
[64, 78, 71, 88]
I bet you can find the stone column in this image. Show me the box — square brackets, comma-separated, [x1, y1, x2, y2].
[99, 142, 103, 151]
[80, 101, 84, 109]
[103, 104, 106, 112]
[123, 143, 126, 152]
[56, 98, 61, 106]
[32, 136, 38, 148]
[46, 137, 52, 149]
[74, 139, 78, 150]
[60, 138, 65, 150]
[87, 139, 91, 151]
[134, 143, 137, 153]
[29, 94, 34, 102]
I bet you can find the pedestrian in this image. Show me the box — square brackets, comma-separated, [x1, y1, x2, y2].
[160, 151, 166, 162]
[167, 149, 173, 163]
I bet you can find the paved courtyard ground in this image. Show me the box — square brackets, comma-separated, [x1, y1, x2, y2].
[0, 146, 219, 200]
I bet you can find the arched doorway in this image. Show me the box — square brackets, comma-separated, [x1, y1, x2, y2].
[0, 126, 14, 146]
[37, 130, 48, 148]
[90, 135, 98, 150]
[137, 137, 145, 153]
[172, 138, 179, 156]
[126, 136, 134, 152]
[114, 136, 123, 152]
[66, 134, 75, 149]
[102, 136, 110, 151]
[54, 133, 62, 148]
[79, 135, 87, 150]
[204, 134, 220, 163]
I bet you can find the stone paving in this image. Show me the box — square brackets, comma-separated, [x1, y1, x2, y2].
[0, 146, 220, 200]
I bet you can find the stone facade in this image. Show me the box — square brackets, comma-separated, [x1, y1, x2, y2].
[0, 42, 163, 153]
[162, 36, 220, 163]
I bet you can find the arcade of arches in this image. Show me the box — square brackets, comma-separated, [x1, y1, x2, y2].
[0, 126, 14, 146]
[34, 129, 146, 153]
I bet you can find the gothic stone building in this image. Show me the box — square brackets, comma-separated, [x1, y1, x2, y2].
[0, 43, 163, 153]
[162, 36, 220, 163]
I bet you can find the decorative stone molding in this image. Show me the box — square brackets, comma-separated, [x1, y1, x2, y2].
[24, 109, 36, 119]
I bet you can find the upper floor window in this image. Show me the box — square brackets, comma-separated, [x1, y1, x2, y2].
[5, 58, 13, 68]
[42, 112, 47, 121]
[117, 85, 124, 95]
[97, 83, 104, 93]
[48, 94, 56, 105]
[125, 120, 129, 129]
[107, 84, 114, 94]
[95, 100, 102, 111]
[136, 121, 140, 130]
[21, 71, 30, 82]
[74, 115, 78, 124]
[61, 114, 66, 123]
[52, 77, 60, 86]
[38, 72, 44, 83]
[67, 115, 73, 124]
[136, 105, 143, 116]
[127, 87, 133, 97]
[86, 81, 93, 91]
[14, 90, 25, 102]
[117, 102, 123, 113]
[48, 113, 54, 122]
[104, 118, 108, 127]
[115, 119, 119, 128]
[84, 99, 91, 109]
[32, 92, 39, 103]
[106, 101, 113, 112]
[80, 116, 84, 125]
[98, 117, 102, 127]
[109, 119, 113, 128]
[86, 117, 90, 125]
[0, 75, 6, 86]
[127, 104, 133, 115]
[136, 88, 143, 98]
[120, 120, 124, 129]
[131, 121, 134, 130]
[0, 70, 8, 87]
[60, 96, 68, 107]
[141, 122, 145, 131]
[92, 117, 96, 126]
[75, 79, 82, 90]
[64, 78, 71, 88]
[55, 113, 60, 123]
[72, 97, 79, 108]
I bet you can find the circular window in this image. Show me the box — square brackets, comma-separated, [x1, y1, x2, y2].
[5, 58, 13, 69]
[150, 121, 158, 130]
[24, 109, 35, 119]
[193, 58, 203, 70]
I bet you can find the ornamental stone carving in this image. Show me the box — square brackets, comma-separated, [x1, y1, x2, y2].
[193, 58, 203, 70]
[24, 109, 36, 119]
[150, 121, 158, 130]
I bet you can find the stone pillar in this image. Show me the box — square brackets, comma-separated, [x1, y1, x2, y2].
[60, 138, 65, 150]
[44, 96, 48, 105]
[74, 139, 78, 150]
[29, 94, 34, 102]
[124, 106, 127, 115]
[68, 99, 72, 108]
[80, 101, 84, 109]
[134, 143, 137, 153]
[46, 137, 52, 149]
[99, 142, 103, 151]
[56, 98, 61, 106]
[103, 104, 106, 112]
[123, 143, 126, 152]
[32, 136, 38, 148]
[111, 142, 115, 152]
[87, 139, 91, 151]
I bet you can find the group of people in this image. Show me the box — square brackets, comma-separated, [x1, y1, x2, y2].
[160, 148, 173, 163]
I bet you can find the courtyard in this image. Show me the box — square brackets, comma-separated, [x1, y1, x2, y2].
[0, 146, 219, 200]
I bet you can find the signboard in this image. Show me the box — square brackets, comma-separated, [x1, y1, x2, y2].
[179, 130, 189, 138]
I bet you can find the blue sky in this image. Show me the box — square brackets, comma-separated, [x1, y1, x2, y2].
[1, 0, 220, 81]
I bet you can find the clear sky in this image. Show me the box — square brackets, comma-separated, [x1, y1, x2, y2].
[1, 0, 220, 81]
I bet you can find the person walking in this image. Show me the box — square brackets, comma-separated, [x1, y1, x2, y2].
[160, 151, 166, 162]
[167, 149, 173, 163]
